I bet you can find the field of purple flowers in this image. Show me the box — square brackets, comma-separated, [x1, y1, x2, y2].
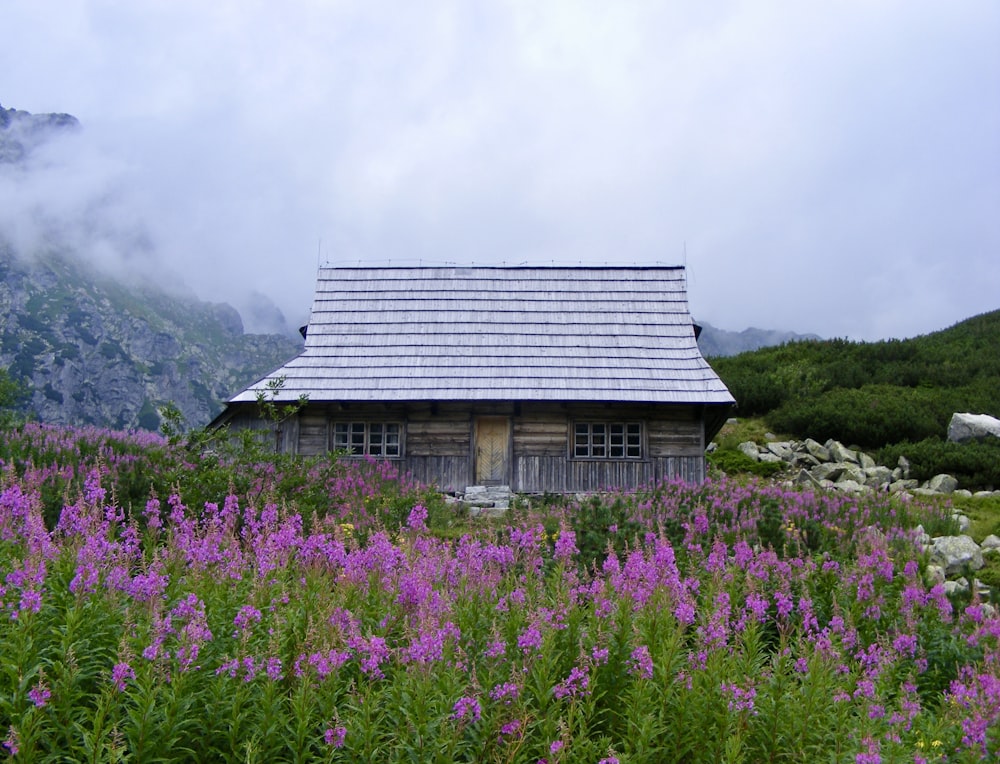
[1, 422, 998, 762]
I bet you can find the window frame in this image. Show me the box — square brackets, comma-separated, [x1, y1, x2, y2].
[330, 421, 404, 458]
[571, 421, 644, 460]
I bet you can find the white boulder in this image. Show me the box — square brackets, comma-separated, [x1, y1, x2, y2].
[948, 412, 1000, 444]
[929, 535, 984, 577]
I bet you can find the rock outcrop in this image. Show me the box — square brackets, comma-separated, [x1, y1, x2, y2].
[0, 247, 302, 430]
[732, 435, 999, 499]
[918, 526, 1000, 602]
[0, 102, 80, 163]
[948, 412, 1000, 444]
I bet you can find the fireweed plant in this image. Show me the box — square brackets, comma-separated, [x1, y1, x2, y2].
[0, 425, 998, 761]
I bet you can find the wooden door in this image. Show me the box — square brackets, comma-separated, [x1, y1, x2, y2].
[475, 417, 510, 484]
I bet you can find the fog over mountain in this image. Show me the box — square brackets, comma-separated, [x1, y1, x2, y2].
[1, 104, 302, 430]
[0, 102, 298, 336]
[3, 101, 831, 355]
[7, 2, 997, 343]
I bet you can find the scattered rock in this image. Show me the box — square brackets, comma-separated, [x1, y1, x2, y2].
[720, 434, 981, 500]
[947, 412, 1000, 444]
[897, 456, 911, 479]
[794, 469, 823, 489]
[925, 474, 959, 494]
[826, 441, 858, 464]
[981, 535, 1000, 553]
[834, 479, 866, 494]
[462, 485, 511, 516]
[929, 535, 984, 577]
[812, 463, 846, 483]
[840, 465, 868, 485]
[914, 525, 931, 546]
[766, 442, 794, 461]
[864, 466, 894, 488]
[803, 438, 830, 462]
[951, 513, 971, 533]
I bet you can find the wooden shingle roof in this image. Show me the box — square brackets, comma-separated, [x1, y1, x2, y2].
[229, 266, 735, 405]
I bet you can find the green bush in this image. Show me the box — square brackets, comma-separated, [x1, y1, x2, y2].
[876, 437, 1000, 491]
[707, 448, 784, 479]
[0, 366, 30, 429]
[765, 385, 953, 448]
[709, 310, 1000, 451]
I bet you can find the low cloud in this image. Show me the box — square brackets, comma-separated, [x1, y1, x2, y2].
[2, 1, 998, 340]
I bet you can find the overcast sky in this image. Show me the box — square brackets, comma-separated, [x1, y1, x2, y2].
[3, 0, 998, 340]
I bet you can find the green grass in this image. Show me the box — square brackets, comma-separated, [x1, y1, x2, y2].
[950, 494, 1000, 543]
[712, 417, 793, 451]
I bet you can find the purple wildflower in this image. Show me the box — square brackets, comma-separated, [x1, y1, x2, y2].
[233, 605, 262, 633]
[4, 726, 18, 757]
[517, 625, 543, 655]
[28, 681, 51, 708]
[265, 656, 283, 681]
[499, 718, 523, 740]
[324, 725, 347, 748]
[855, 735, 881, 764]
[553, 665, 590, 699]
[406, 503, 428, 531]
[490, 682, 519, 704]
[628, 645, 654, 679]
[111, 662, 135, 692]
[553, 526, 578, 561]
[485, 639, 506, 658]
[721, 682, 757, 714]
[451, 695, 482, 723]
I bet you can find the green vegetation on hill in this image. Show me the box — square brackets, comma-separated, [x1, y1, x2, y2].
[708, 310, 1000, 488]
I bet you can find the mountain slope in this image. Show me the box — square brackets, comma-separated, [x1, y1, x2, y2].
[0, 245, 301, 430]
[697, 321, 821, 357]
[709, 309, 1000, 447]
[1, 102, 302, 430]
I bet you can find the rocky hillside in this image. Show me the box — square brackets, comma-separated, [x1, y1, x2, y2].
[1, 101, 301, 430]
[0, 246, 301, 430]
[0, 102, 79, 163]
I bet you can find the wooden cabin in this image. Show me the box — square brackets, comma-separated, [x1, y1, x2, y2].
[212, 266, 735, 492]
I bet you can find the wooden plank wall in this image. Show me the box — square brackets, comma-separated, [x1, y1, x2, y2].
[297, 412, 327, 455]
[229, 401, 707, 492]
[404, 403, 473, 491]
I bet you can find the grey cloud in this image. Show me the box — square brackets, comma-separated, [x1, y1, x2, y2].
[2, 0, 997, 340]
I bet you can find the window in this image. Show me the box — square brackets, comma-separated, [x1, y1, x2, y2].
[573, 422, 642, 459]
[332, 422, 402, 457]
